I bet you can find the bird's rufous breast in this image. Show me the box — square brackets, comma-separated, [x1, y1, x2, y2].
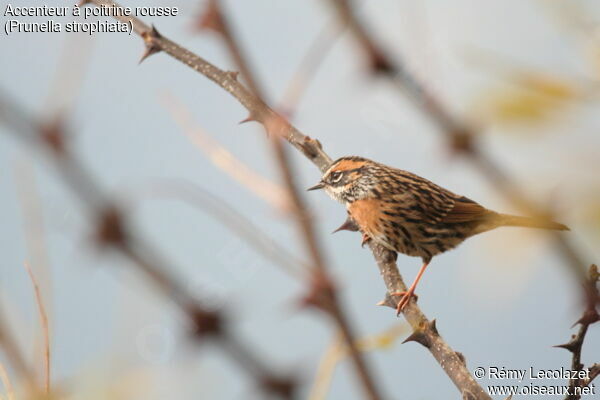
[347, 198, 384, 240]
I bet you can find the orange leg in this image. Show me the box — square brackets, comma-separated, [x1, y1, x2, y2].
[390, 291, 419, 302]
[392, 260, 430, 316]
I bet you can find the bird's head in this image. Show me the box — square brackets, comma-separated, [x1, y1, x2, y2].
[308, 156, 378, 203]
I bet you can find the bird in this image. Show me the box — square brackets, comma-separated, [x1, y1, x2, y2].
[308, 156, 569, 315]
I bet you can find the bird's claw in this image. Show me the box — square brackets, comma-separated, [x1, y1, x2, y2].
[361, 233, 371, 247]
[390, 290, 418, 316]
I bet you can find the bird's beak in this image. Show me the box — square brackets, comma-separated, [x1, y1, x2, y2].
[307, 181, 325, 191]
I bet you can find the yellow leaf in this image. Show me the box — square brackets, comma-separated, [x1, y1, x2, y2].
[516, 74, 579, 100]
[481, 87, 556, 123]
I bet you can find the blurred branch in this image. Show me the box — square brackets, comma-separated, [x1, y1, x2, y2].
[122, 178, 307, 278]
[0, 362, 15, 400]
[555, 264, 599, 400]
[196, 2, 382, 398]
[0, 94, 297, 399]
[278, 16, 342, 117]
[43, 29, 94, 118]
[69, 0, 494, 398]
[14, 162, 53, 312]
[0, 306, 32, 389]
[324, 0, 589, 287]
[14, 163, 53, 394]
[161, 92, 290, 213]
[23, 262, 50, 395]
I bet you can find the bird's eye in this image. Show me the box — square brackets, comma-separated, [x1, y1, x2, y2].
[330, 171, 343, 183]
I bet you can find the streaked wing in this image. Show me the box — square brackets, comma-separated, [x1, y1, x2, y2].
[383, 168, 490, 225]
[442, 196, 492, 223]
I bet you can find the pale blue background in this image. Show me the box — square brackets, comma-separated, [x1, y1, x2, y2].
[1, 0, 599, 399]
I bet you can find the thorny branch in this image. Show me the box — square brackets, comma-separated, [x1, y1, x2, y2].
[197, 1, 381, 399]
[555, 264, 600, 400]
[73, 0, 492, 398]
[0, 96, 297, 399]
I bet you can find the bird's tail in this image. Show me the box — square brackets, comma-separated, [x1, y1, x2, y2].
[497, 213, 569, 231]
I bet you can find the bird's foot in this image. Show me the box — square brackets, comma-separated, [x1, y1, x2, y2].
[390, 290, 418, 316]
[361, 233, 371, 247]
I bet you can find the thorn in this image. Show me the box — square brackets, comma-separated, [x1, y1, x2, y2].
[427, 318, 439, 336]
[141, 25, 162, 42]
[377, 292, 399, 309]
[455, 351, 466, 365]
[332, 215, 359, 234]
[314, 138, 322, 149]
[402, 330, 430, 348]
[572, 308, 600, 327]
[225, 70, 239, 81]
[239, 114, 258, 124]
[361, 233, 371, 247]
[140, 25, 163, 64]
[40, 115, 67, 155]
[553, 336, 578, 353]
[299, 136, 322, 158]
[297, 270, 336, 314]
[195, 0, 224, 33]
[95, 206, 127, 247]
[448, 128, 475, 155]
[260, 375, 297, 399]
[139, 45, 161, 64]
[367, 47, 393, 76]
[189, 306, 222, 339]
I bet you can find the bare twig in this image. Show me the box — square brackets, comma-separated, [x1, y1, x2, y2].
[23, 262, 50, 394]
[70, 0, 493, 397]
[555, 264, 599, 400]
[0, 362, 15, 400]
